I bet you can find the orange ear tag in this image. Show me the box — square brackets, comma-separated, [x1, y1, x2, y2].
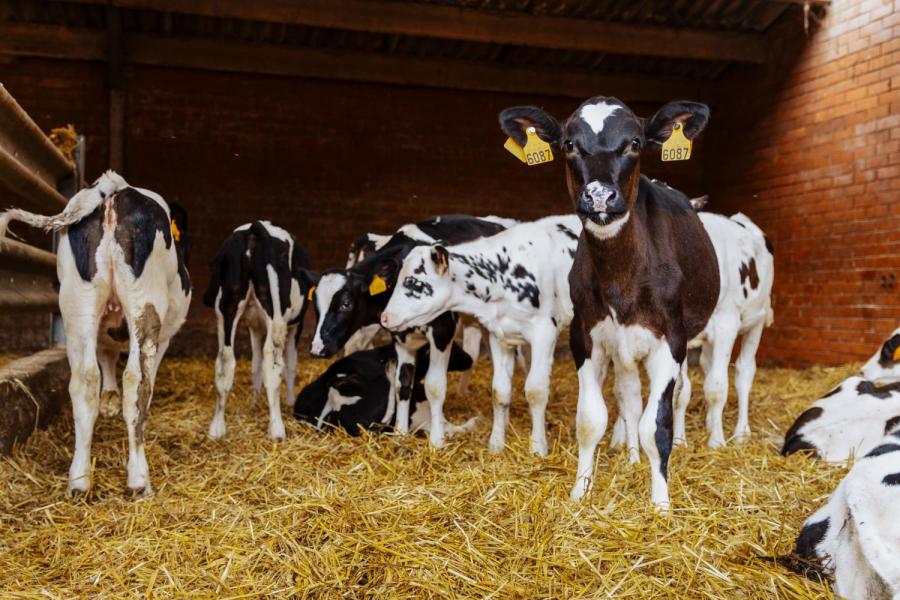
[369, 275, 388, 296]
[170, 219, 181, 241]
[307, 286, 316, 301]
[504, 127, 553, 166]
[893, 345, 900, 362]
[661, 122, 692, 162]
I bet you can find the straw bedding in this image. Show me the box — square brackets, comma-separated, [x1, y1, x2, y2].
[0, 354, 857, 598]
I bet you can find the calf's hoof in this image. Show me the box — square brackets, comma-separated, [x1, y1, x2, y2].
[67, 483, 89, 499]
[269, 422, 286, 442]
[570, 480, 590, 502]
[128, 484, 153, 499]
[207, 418, 226, 440]
[488, 436, 505, 454]
[707, 435, 726, 450]
[99, 390, 121, 418]
[531, 439, 549, 458]
[733, 429, 752, 445]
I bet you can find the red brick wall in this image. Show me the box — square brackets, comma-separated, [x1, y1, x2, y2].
[0, 57, 704, 354]
[707, 1, 900, 366]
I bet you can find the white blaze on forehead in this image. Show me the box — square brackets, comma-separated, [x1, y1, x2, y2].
[579, 102, 620, 134]
[311, 273, 347, 348]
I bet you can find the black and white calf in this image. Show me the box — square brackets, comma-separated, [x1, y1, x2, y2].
[609, 211, 774, 456]
[305, 214, 508, 445]
[380, 215, 581, 455]
[203, 221, 310, 441]
[501, 97, 721, 508]
[783, 327, 900, 462]
[0, 171, 191, 496]
[789, 434, 900, 599]
[294, 343, 477, 436]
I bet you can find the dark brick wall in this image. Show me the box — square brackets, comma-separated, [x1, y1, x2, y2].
[0, 57, 704, 355]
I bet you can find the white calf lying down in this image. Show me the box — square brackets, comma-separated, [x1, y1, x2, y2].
[203, 222, 310, 441]
[783, 327, 900, 461]
[294, 343, 476, 436]
[0, 171, 191, 496]
[789, 434, 900, 599]
[381, 215, 580, 456]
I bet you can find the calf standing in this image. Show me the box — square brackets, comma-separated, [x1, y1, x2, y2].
[306, 215, 508, 444]
[381, 215, 580, 454]
[501, 98, 720, 508]
[783, 327, 900, 461]
[203, 222, 310, 441]
[294, 343, 476, 436]
[0, 171, 191, 496]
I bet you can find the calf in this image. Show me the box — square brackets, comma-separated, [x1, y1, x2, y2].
[380, 215, 580, 455]
[783, 327, 900, 461]
[606, 210, 774, 458]
[305, 214, 508, 446]
[203, 222, 310, 441]
[294, 343, 477, 436]
[0, 171, 191, 496]
[789, 434, 900, 599]
[500, 97, 720, 508]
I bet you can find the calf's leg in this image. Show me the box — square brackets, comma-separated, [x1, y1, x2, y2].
[456, 324, 482, 396]
[283, 324, 299, 407]
[733, 321, 764, 443]
[703, 314, 740, 449]
[639, 341, 681, 510]
[65, 318, 101, 496]
[262, 317, 287, 441]
[209, 292, 246, 440]
[98, 347, 121, 418]
[393, 343, 417, 434]
[570, 318, 609, 502]
[488, 335, 515, 453]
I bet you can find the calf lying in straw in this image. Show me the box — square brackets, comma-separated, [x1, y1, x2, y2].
[787, 432, 900, 599]
[294, 343, 476, 436]
[0, 171, 191, 496]
[783, 326, 900, 462]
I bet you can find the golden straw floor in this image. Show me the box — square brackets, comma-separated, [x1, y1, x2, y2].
[0, 355, 857, 598]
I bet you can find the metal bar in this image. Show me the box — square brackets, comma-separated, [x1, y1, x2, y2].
[0, 238, 56, 277]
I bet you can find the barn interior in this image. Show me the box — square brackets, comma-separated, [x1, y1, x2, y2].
[4, 0, 888, 367]
[1, 0, 899, 596]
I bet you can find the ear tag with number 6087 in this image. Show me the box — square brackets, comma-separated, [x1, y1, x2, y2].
[661, 122, 692, 162]
[504, 127, 554, 166]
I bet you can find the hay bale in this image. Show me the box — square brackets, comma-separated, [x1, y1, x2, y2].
[0, 348, 69, 455]
[0, 355, 856, 596]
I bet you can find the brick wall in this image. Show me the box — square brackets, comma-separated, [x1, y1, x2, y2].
[0, 57, 704, 355]
[707, 0, 900, 366]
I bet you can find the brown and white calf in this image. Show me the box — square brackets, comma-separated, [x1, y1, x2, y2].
[203, 222, 310, 441]
[0, 171, 191, 496]
[500, 98, 720, 508]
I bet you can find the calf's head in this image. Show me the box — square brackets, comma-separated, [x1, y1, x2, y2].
[499, 97, 709, 239]
[381, 245, 453, 332]
[307, 259, 399, 357]
[861, 326, 900, 385]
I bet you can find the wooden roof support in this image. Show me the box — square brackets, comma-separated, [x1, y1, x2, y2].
[0, 24, 713, 102]
[57, 0, 768, 63]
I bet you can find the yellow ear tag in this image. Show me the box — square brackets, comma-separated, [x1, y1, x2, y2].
[307, 286, 316, 301]
[661, 122, 692, 162]
[369, 275, 388, 296]
[504, 127, 553, 166]
[893, 345, 900, 362]
[170, 219, 181, 241]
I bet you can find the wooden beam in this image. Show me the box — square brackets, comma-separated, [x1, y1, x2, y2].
[0, 84, 74, 187]
[0, 238, 57, 278]
[108, 6, 126, 172]
[0, 143, 69, 213]
[0, 286, 58, 311]
[59, 0, 767, 63]
[0, 24, 711, 102]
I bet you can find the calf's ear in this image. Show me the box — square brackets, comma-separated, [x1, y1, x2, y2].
[499, 106, 563, 148]
[645, 101, 710, 146]
[430, 246, 450, 275]
[299, 268, 320, 291]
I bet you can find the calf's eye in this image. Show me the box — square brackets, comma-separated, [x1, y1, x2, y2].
[630, 138, 641, 152]
[563, 140, 574, 153]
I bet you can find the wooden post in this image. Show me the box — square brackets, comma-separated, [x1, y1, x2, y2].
[108, 6, 125, 172]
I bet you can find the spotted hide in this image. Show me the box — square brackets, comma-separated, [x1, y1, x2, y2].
[381, 215, 580, 456]
[783, 326, 900, 462]
[0, 171, 191, 497]
[305, 214, 510, 447]
[203, 221, 310, 442]
[293, 343, 476, 436]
